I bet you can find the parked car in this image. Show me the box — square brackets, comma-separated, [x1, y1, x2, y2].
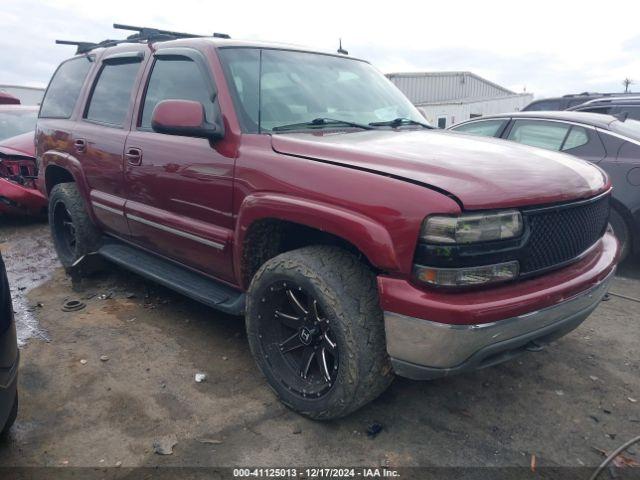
[449, 111, 640, 260]
[0, 251, 19, 438]
[0, 131, 47, 216]
[37, 25, 618, 419]
[0, 105, 38, 141]
[0, 92, 21, 106]
[568, 96, 640, 120]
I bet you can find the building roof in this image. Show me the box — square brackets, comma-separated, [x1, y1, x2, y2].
[386, 71, 518, 105]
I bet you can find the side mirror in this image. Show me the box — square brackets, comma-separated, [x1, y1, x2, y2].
[151, 99, 223, 140]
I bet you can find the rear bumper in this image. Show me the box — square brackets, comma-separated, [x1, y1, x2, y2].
[380, 231, 619, 380]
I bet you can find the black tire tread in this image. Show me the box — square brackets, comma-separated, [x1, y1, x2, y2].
[246, 246, 393, 420]
[48, 182, 101, 268]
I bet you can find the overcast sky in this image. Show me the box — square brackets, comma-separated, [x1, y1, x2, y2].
[1, 0, 639, 98]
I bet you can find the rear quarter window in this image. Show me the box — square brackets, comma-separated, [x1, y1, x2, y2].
[451, 119, 507, 137]
[39, 57, 93, 118]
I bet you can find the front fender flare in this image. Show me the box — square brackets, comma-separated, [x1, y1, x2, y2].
[234, 192, 400, 286]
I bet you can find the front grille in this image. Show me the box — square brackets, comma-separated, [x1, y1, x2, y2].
[520, 193, 610, 274]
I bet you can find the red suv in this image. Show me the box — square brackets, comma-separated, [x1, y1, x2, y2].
[36, 25, 619, 419]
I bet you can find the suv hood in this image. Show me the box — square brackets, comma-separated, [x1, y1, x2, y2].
[271, 130, 608, 210]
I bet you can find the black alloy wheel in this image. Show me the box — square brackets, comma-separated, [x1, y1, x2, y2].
[257, 282, 339, 398]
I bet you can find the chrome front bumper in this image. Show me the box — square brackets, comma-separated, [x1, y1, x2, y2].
[384, 270, 615, 380]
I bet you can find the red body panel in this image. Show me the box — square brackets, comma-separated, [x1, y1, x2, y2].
[35, 39, 619, 327]
[378, 231, 618, 325]
[0, 132, 47, 216]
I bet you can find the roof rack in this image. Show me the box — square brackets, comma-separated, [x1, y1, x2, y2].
[56, 23, 231, 54]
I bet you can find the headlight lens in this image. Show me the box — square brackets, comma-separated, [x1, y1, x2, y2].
[414, 261, 519, 287]
[421, 210, 523, 244]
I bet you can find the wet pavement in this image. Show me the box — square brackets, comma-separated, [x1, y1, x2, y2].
[0, 217, 55, 345]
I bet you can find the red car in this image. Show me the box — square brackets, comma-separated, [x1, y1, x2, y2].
[0, 127, 47, 217]
[36, 25, 619, 419]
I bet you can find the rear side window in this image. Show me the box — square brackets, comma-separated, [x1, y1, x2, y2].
[579, 106, 612, 115]
[140, 56, 214, 129]
[523, 100, 561, 111]
[507, 120, 570, 150]
[85, 59, 142, 127]
[451, 119, 507, 137]
[40, 57, 92, 118]
[612, 106, 640, 120]
[562, 126, 589, 151]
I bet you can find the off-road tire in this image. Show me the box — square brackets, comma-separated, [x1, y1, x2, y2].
[48, 183, 102, 268]
[246, 246, 394, 420]
[610, 208, 630, 262]
[0, 394, 17, 438]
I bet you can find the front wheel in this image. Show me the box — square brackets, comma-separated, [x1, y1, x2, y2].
[245, 246, 393, 420]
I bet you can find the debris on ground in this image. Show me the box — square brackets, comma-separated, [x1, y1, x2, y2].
[115, 461, 122, 467]
[195, 373, 207, 383]
[222, 356, 228, 361]
[530, 454, 536, 472]
[366, 422, 383, 438]
[79, 359, 87, 365]
[62, 299, 86, 312]
[153, 435, 177, 455]
[100, 355, 109, 362]
[98, 292, 114, 300]
[292, 427, 302, 434]
[555, 390, 565, 396]
[197, 438, 223, 445]
[126, 292, 136, 299]
[628, 397, 638, 403]
[589, 376, 600, 382]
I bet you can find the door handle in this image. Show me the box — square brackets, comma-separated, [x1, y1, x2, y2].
[125, 147, 143, 166]
[74, 138, 87, 153]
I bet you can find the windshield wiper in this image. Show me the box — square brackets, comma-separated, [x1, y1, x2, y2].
[272, 117, 374, 132]
[368, 117, 433, 129]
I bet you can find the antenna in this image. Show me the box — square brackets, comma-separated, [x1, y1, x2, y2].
[337, 38, 348, 55]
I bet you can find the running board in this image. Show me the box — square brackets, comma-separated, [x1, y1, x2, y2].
[97, 239, 245, 315]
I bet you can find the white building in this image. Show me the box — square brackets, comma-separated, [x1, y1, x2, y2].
[386, 71, 533, 128]
[0, 85, 45, 106]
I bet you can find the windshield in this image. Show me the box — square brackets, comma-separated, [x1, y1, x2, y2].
[0, 109, 37, 141]
[218, 48, 425, 133]
[610, 118, 640, 141]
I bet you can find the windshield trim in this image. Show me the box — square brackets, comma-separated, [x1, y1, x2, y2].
[217, 45, 370, 65]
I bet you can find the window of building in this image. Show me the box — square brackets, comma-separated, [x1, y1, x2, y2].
[437, 117, 447, 129]
[40, 57, 92, 118]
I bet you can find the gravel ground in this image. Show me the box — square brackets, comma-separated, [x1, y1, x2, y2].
[0, 217, 638, 476]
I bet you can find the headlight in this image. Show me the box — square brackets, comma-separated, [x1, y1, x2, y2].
[414, 261, 519, 287]
[421, 210, 523, 244]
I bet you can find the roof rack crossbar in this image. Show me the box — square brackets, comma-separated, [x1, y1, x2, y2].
[113, 23, 203, 40]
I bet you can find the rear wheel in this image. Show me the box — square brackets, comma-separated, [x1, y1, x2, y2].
[48, 183, 101, 268]
[610, 208, 630, 261]
[246, 246, 393, 420]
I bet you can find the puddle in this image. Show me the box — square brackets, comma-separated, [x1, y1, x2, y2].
[0, 218, 59, 346]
